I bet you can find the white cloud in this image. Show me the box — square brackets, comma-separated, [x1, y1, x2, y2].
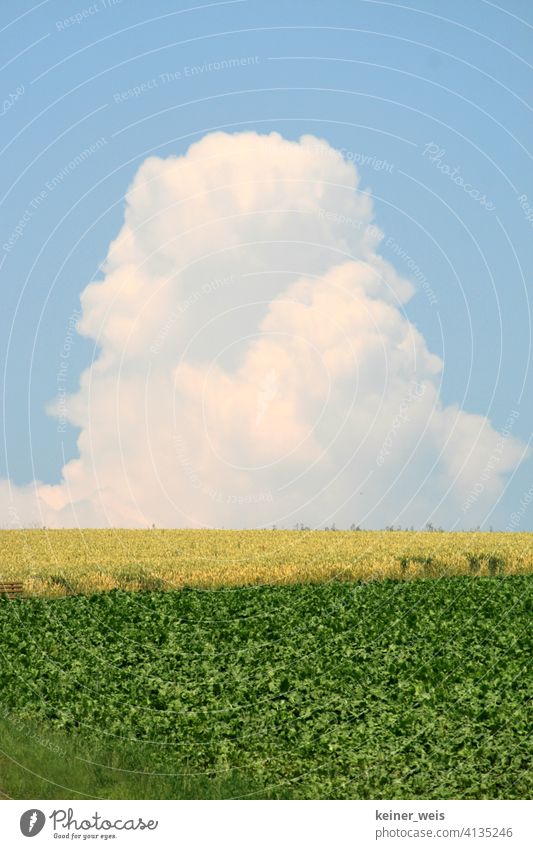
[1, 131, 527, 528]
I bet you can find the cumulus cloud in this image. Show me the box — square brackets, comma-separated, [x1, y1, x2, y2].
[1, 131, 527, 528]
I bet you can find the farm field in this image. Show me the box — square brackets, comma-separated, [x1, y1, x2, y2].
[1, 529, 533, 596]
[0, 576, 531, 799]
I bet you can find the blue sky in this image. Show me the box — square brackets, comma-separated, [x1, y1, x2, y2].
[1, 0, 532, 529]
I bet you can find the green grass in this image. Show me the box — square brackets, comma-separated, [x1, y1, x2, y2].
[0, 576, 531, 799]
[0, 718, 265, 799]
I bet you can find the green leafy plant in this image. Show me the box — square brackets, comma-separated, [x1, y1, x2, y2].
[0, 576, 530, 800]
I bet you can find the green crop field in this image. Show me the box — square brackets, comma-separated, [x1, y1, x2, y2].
[0, 575, 531, 800]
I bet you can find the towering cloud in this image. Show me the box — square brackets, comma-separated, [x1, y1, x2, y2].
[2, 131, 527, 528]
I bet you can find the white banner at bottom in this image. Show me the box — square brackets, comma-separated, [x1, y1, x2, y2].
[0, 799, 531, 848]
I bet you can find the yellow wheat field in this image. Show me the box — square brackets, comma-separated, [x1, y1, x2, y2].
[0, 529, 532, 596]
